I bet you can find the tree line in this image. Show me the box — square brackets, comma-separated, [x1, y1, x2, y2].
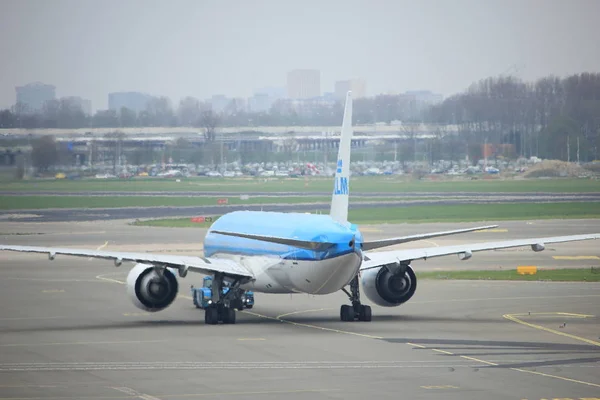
[2, 72, 599, 163]
[425, 72, 600, 162]
[0, 94, 426, 129]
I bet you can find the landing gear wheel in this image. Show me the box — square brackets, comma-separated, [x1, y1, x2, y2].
[358, 305, 372, 322]
[340, 275, 373, 322]
[340, 305, 354, 321]
[222, 308, 236, 324]
[205, 307, 218, 325]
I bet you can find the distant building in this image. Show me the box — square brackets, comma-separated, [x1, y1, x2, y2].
[247, 87, 285, 113]
[210, 95, 229, 113]
[62, 96, 92, 115]
[287, 69, 320, 99]
[15, 82, 56, 113]
[254, 87, 286, 99]
[248, 93, 274, 113]
[108, 92, 152, 113]
[334, 79, 366, 100]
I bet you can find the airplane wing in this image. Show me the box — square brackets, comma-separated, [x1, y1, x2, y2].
[0, 245, 253, 278]
[360, 233, 600, 271]
[360, 224, 498, 251]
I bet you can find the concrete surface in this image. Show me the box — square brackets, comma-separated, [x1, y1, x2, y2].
[0, 219, 599, 399]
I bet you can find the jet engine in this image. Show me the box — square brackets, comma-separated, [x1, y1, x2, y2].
[126, 263, 179, 312]
[361, 263, 417, 307]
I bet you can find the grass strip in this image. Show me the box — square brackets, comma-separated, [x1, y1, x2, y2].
[130, 202, 600, 227]
[416, 268, 600, 282]
[1, 177, 599, 193]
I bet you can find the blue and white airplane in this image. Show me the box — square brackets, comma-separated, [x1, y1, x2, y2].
[2, 91, 599, 325]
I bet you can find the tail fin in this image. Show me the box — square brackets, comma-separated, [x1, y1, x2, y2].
[329, 91, 353, 225]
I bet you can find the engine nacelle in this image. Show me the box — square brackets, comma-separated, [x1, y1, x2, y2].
[126, 263, 179, 312]
[361, 264, 417, 307]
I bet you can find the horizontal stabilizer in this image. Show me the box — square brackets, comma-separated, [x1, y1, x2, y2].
[361, 225, 499, 251]
[210, 230, 337, 251]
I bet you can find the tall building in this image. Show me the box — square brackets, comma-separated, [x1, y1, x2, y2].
[334, 79, 366, 100]
[287, 69, 320, 99]
[108, 92, 152, 112]
[15, 82, 56, 113]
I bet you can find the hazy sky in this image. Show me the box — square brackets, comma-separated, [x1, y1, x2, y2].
[1, 0, 599, 111]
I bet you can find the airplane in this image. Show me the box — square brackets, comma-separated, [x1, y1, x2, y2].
[2, 91, 599, 325]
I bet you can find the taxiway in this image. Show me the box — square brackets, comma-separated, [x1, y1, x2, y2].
[0, 219, 599, 399]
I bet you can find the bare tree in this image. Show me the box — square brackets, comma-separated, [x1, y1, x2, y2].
[31, 135, 58, 173]
[199, 110, 220, 141]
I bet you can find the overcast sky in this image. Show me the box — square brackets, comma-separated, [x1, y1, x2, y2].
[1, 0, 599, 111]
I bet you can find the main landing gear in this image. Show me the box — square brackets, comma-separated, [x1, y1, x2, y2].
[204, 304, 236, 325]
[340, 275, 372, 322]
[204, 273, 240, 325]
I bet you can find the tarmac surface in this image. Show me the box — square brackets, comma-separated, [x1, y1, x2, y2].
[1, 219, 600, 399]
[2, 192, 599, 222]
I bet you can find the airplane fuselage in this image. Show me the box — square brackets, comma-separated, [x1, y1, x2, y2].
[203, 211, 364, 295]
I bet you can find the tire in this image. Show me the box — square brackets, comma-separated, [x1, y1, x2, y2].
[228, 308, 236, 324]
[359, 305, 372, 322]
[340, 305, 354, 321]
[205, 307, 218, 325]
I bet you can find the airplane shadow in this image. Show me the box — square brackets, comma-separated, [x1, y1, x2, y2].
[385, 337, 599, 351]
[384, 337, 600, 369]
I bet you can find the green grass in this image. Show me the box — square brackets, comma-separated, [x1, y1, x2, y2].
[346, 202, 600, 224]
[416, 268, 600, 282]
[1, 176, 599, 193]
[131, 202, 600, 228]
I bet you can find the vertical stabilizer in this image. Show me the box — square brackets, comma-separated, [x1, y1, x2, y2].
[329, 91, 353, 225]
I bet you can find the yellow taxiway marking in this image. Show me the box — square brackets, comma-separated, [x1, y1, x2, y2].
[95, 274, 126, 285]
[552, 256, 600, 260]
[406, 342, 428, 349]
[242, 310, 383, 339]
[460, 355, 498, 366]
[510, 368, 600, 389]
[276, 308, 334, 319]
[475, 228, 508, 233]
[432, 348, 454, 355]
[88, 241, 109, 261]
[503, 312, 600, 347]
[414, 343, 600, 389]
